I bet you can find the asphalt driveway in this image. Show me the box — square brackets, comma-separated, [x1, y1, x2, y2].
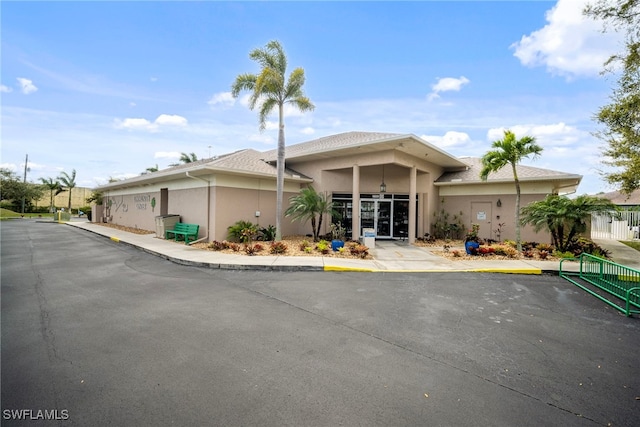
[2, 221, 639, 426]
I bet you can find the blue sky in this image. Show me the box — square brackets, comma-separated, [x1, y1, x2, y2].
[1, 0, 624, 195]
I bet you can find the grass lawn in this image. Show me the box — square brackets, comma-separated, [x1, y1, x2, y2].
[620, 240, 640, 252]
[0, 208, 54, 219]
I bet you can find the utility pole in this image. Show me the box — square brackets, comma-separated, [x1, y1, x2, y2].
[21, 154, 28, 214]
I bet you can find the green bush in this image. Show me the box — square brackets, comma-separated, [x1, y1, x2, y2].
[227, 220, 258, 243]
[258, 225, 277, 241]
[553, 250, 575, 259]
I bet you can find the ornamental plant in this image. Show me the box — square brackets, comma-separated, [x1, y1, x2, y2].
[465, 224, 480, 242]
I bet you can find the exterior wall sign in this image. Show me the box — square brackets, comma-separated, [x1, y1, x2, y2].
[134, 195, 154, 211]
[477, 211, 486, 220]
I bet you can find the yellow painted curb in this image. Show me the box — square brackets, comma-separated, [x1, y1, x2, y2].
[110, 236, 120, 243]
[469, 268, 541, 275]
[324, 266, 542, 274]
[324, 266, 375, 272]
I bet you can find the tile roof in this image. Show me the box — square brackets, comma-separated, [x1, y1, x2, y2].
[262, 131, 404, 161]
[596, 189, 640, 205]
[205, 148, 309, 179]
[435, 157, 582, 184]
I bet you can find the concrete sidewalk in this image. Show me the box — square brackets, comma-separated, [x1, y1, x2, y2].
[64, 220, 607, 274]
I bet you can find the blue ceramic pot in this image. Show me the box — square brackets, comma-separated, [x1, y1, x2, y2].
[331, 240, 345, 251]
[465, 240, 480, 255]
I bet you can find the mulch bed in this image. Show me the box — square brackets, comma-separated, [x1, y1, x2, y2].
[92, 224, 558, 262]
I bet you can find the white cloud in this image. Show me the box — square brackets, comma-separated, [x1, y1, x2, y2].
[155, 114, 188, 126]
[1, 84, 12, 93]
[422, 131, 472, 148]
[264, 120, 278, 130]
[300, 127, 315, 135]
[487, 122, 578, 146]
[154, 151, 181, 159]
[115, 117, 154, 131]
[114, 114, 188, 131]
[17, 77, 38, 94]
[511, 0, 622, 78]
[428, 76, 470, 101]
[208, 91, 236, 106]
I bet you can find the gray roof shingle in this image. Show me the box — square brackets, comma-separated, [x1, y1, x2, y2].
[435, 157, 582, 183]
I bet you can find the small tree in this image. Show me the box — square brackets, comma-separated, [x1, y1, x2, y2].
[58, 169, 77, 211]
[520, 194, 617, 252]
[39, 177, 63, 213]
[285, 186, 336, 241]
[480, 130, 543, 252]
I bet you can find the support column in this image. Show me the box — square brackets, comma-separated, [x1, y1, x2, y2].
[409, 166, 417, 244]
[352, 165, 360, 241]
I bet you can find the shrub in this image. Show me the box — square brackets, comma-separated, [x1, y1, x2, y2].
[503, 240, 517, 248]
[270, 241, 288, 254]
[304, 246, 313, 254]
[227, 220, 258, 243]
[299, 239, 312, 251]
[258, 225, 277, 241]
[208, 240, 226, 251]
[566, 237, 611, 258]
[349, 244, 369, 258]
[503, 246, 519, 258]
[451, 249, 462, 257]
[553, 250, 574, 259]
[523, 249, 535, 258]
[253, 243, 264, 252]
[228, 242, 241, 252]
[536, 243, 553, 252]
[315, 240, 330, 254]
[478, 246, 495, 255]
[244, 244, 259, 256]
[538, 250, 550, 260]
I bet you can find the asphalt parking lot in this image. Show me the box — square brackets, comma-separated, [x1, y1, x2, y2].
[2, 221, 639, 426]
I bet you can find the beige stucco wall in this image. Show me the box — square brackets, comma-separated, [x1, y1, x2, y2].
[437, 193, 552, 243]
[100, 172, 309, 242]
[37, 187, 93, 210]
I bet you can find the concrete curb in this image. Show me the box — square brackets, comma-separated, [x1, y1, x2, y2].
[66, 222, 563, 274]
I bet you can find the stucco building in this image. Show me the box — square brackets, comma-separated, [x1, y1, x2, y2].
[94, 132, 582, 244]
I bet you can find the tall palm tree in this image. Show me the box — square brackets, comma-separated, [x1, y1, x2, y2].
[145, 164, 159, 173]
[58, 169, 77, 211]
[480, 130, 543, 252]
[39, 177, 63, 213]
[521, 194, 617, 252]
[232, 40, 315, 241]
[285, 186, 337, 241]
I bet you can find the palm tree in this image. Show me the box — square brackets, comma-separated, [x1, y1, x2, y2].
[480, 130, 543, 252]
[145, 164, 159, 173]
[169, 152, 198, 167]
[58, 169, 77, 211]
[232, 40, 315, 241]
[285, 186, 337, 241]
[39, 177, 63, 213]
[521, 194, 617, 252]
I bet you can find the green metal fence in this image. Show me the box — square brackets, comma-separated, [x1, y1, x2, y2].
[560, 253, 640, 317]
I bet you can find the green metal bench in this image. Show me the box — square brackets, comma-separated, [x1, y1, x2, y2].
[560, 253, 640, 317]
[165, 223, 199, 245]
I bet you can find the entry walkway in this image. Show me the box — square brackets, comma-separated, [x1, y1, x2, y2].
[65, 221, 594, 274]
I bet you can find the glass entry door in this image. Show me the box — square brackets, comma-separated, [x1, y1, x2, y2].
[360, 200, 392, 238]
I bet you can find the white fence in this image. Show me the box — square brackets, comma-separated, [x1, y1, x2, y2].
[591, 210, 640, 240]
